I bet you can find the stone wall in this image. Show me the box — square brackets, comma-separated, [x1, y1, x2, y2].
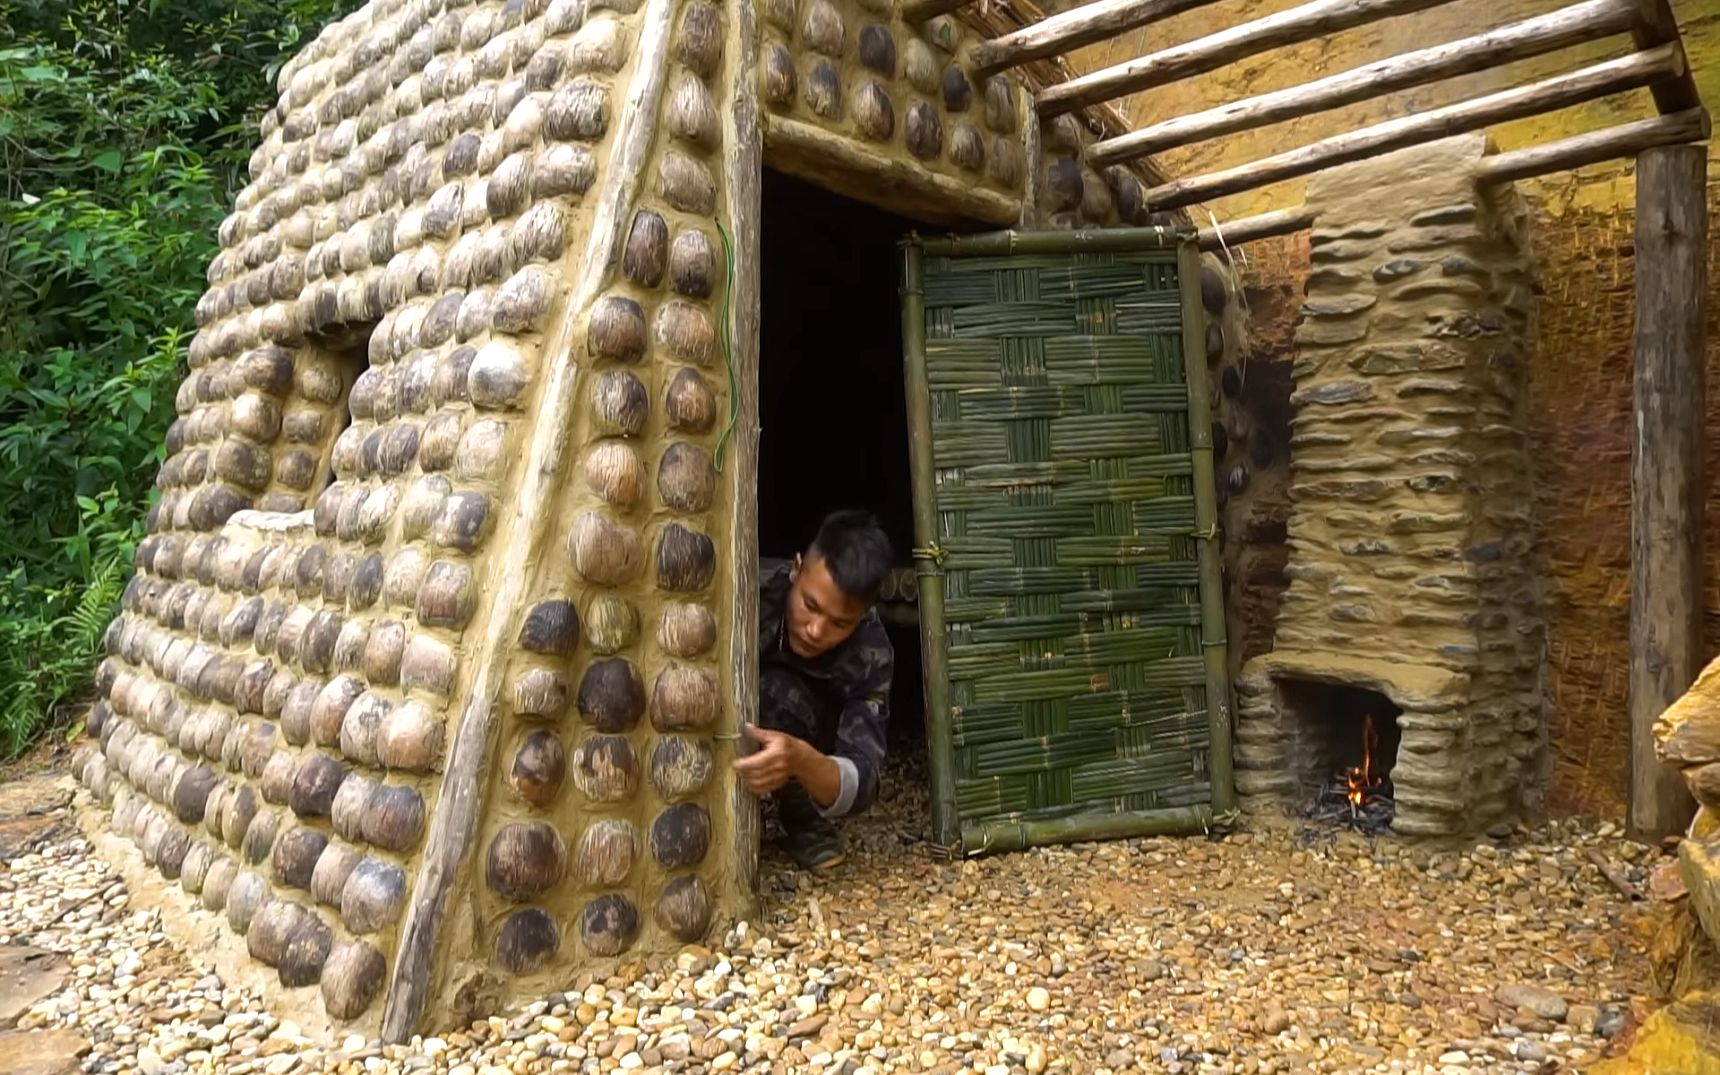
[66, 0, 743, 1035]
[1232, 135, 1547, 837]
[63, 0, 1204, 1040]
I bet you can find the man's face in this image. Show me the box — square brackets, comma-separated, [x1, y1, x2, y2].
[785, 553, 869, 659]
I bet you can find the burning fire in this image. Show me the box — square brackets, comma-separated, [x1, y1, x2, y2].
[1345, 713, 1385, 812]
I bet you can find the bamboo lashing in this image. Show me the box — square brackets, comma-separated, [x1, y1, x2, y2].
[1036, 0, 1465, 118]
[1139, 44, 1688, 213]
[1087, 0, 1639, 166]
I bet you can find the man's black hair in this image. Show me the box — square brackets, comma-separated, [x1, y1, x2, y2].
[806, 510, 893, 603]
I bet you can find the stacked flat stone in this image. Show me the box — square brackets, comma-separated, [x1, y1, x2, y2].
[1231, 135, 1547, 838]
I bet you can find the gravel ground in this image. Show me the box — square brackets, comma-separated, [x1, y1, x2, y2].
[0, 755, 1665, 1075]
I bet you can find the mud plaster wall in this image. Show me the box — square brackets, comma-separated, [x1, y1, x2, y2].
[1043, 0, 1720, 817]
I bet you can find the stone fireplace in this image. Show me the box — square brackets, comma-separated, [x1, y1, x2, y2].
[1233, 135, 1548, 837]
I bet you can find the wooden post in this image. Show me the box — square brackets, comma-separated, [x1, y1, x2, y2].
[721, 0, 765, 915]
[1628, 143, 1706, 843]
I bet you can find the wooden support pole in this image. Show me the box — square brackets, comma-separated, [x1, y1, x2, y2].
[1139, 44, 1686, 213]
[1037, 0, 1460, 117]
[720, 0, 764, 913]
[969, 0, 1221, 78]
[1476, 107, 1710, 185]
[1628, 142, 1706, 843]
[900, 0, 970, 22]
[1631, 0, 1702, 113]
[1088, 0, 1638, 165]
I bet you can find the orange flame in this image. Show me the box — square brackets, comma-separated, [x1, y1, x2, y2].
[1345, 714, 1384, 812]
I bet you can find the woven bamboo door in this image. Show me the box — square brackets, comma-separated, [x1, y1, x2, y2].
[899, 232, 1234, 855]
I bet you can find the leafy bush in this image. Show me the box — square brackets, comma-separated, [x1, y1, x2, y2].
[0, 0, 360, 756]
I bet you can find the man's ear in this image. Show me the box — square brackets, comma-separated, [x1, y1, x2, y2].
[790, 552, 802, 580]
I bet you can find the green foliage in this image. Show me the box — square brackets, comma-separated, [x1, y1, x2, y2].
[0, 0, 360, 756]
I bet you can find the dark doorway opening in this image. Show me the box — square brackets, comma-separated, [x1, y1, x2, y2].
[757, 168, 975, 752]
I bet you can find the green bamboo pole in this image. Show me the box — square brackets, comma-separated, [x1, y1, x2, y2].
[920, 226, 1185, 258]
[1176, 241, 1236, 818]
[961, 805, 1214, 855]
[899, 242, 962, 851]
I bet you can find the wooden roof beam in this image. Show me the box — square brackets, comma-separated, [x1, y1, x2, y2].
[1631, 0, 1702, 113]
[1191, 109, 1708, 253]
[1088, 0, 1639, 166]
[1036, 0, 1463, 118]
[968, 0, 1221, 79]
[900, 0, 973, 23]
[1139, 42, 1688, 212]
[1476, 106, 1710, 183]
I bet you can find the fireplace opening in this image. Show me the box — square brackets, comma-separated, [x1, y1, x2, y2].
[1278, 679, 1404, 832]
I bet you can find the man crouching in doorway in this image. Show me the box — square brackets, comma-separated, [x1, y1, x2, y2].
[735, 510, 894, 873]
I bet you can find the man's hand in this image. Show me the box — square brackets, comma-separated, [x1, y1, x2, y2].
[732, 726, 805, 796]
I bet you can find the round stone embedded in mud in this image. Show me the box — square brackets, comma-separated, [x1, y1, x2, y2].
[520, 598, 579, 655]
[569, 512, 644, 586]
[577, 657, 646, 733]
[650, 735, 714, 800]
[655, 874, 713, 943]
[651, 663, 719, 731]
[496, 907, 561, 975]
[510, 729, 566, 806]
[575, 818, 638, 887]
[570, 734, 640, 803]
[579, 893, 640, 957]
[486, 820, 567, 901]
[340, 857, 407, 934]
[321, 940, 387, 1020]
[649, 802, 711, 868]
